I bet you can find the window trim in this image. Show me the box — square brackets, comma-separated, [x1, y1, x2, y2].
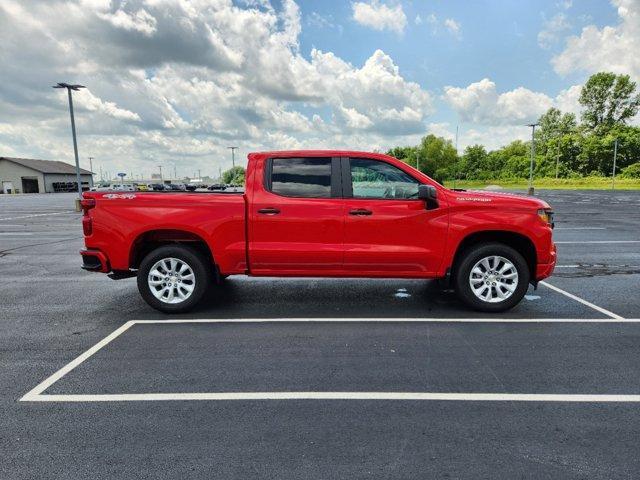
[264, 157, 342, 199]
[342, 157, 423, 201]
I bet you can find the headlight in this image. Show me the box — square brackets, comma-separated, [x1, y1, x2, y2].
[537, 208, 554, 228]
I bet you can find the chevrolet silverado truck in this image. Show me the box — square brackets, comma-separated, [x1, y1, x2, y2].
[80, 150, 556, 313]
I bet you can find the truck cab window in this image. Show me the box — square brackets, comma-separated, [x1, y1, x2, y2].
[350, 158, 419, 199]
[270, 157, 332, 198]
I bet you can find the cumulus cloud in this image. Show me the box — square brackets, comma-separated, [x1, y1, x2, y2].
[538, 12, 571, 49]
[352, 1, 407, 34]
[0, 0, 434, 177]
[443, 78, 581, 126]
[552, 0, 640, 79]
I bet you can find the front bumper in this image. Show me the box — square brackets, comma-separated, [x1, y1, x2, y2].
[535, 242, 556, 280]
[80, 249, 110, 273]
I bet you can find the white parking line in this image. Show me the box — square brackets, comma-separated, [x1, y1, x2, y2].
[0, 212, 74, 221]
[555, 241, 640, 244]
[540, 281, 623, 319]
[554, 227, 606, 230]
[20, 315, 640, 403]
[23, 392, 640, 403]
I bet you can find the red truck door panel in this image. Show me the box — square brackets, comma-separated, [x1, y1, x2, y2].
[249, 157, 345, 274]
[343, 158, 448, 275]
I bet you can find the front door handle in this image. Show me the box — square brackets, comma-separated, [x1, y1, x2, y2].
[349, 208, 373, 216]
[258, 207, 280, 215]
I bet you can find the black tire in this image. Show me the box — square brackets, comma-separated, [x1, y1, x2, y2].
[137, 244, 211, 313]
[454, 242, 530, 313]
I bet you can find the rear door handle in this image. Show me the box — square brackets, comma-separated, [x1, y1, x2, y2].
[258, 207, 280, 215]
[349, 209, 372, 216]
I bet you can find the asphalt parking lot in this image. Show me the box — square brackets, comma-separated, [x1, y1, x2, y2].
[2, 189, 640, 479]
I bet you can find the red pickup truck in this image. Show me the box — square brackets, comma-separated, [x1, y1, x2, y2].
[80, 150, 556, 313]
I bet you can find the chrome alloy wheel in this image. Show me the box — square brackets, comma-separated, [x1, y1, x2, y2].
[468, 255, 519, 303]
[148, 257, 196, 304]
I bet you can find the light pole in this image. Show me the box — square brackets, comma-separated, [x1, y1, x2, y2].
[453, 124, 459, 189]
[88, 156, 94, 187]
[228, 146, 238, 168]
[612, 138, 619, 190]
[526, 123, 539, 195]
[53, 82, 85, 204]
[157, 165, 163, 181]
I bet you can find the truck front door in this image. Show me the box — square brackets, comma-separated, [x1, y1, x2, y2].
[342, 157, 448, 276]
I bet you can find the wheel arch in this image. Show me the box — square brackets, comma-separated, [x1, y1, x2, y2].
[449, 230, 537, 283]
[129, 228, 215, 271]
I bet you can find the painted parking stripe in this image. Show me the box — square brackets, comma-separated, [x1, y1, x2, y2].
[540, 281, 623, 320]
[0, 212, 75, 221]
[0, 232, 33, 236]
[23, 392, 640, 403]
[555, 240, 640, 244]
[554, 227, 606, 230]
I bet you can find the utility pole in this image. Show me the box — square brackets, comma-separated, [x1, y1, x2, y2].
[612, 138, 619, 190]
[454, 124, 459, 189]
[53, 82, 85, 205]
[99, 165, 103, 182]
[173, 165, 177, 180]
[198, 169, 201, 179]
[526, 123, 539, 195]
[228, 146, 238, 168]
[88, 157, 94, 184]
[158, 165, 163, 181]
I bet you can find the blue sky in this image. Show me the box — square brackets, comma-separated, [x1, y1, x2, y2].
[0, 0, 636, 178]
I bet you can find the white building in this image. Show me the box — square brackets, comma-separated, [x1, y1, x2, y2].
[0, 157, 94, 194]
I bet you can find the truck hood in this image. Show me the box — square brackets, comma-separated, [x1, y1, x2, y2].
[447, 189, 551, 210]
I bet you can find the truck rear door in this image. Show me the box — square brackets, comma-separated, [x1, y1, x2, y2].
[248, 156, 344, 274]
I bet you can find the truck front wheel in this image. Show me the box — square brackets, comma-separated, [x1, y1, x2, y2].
[454, 243, 530, 313]
[137, 244, 211, 313]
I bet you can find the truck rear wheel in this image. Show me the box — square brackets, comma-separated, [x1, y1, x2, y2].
[137, 244, 211, 313]
[454, 243, 529, 313]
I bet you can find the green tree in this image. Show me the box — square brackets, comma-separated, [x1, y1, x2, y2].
[459, 145, 489, 179]
[537, 107, 577, 148]
[579, 72, 640, 131]
[416, 134, 458, 182]
[222, 166, 246, 186]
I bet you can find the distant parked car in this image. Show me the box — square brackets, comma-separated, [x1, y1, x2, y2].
[149, 184, 165, 191]
[207, 183, 227, 191]
[91, 184, 112, 192]
[112, 184, 136, 192]
[166, 183, 186, 191]
[135, 184, 149, 191]
[185, 183, 198, 191]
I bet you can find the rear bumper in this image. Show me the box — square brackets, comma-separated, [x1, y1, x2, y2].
[80, 249, 110, 273]
[535, 242, 556, 280]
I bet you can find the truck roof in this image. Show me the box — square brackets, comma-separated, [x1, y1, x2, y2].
[250, 150, 394, 159]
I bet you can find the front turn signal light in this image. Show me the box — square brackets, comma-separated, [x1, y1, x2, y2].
[537, 208, 554, 228]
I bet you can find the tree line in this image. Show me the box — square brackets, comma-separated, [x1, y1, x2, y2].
[388, 72, 640, 182]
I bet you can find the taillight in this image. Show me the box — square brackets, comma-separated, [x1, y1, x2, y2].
[81, 198, 96, 215]
[82, 216, 92, 236]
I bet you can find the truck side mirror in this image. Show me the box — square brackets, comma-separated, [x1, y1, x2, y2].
[418, 184, 438, 209]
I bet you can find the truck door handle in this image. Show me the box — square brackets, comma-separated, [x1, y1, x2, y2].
[258, 207, 280, 215]
[349, 209, 372, 216]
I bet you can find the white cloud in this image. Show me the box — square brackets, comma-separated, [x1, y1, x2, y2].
[421, 13, 461, 37]
[414, 14, 422, 25]
[0, 0, 434, 177]
[552, 0, 640, 79]
[352, 1, 407, 34]
[98, 8, 158, 36]
[537, 12, 571, 49]
[443, 18, 461, 38]
[443, 78, 582, 126]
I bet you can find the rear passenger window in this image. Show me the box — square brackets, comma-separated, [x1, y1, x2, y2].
[270, 157, 332, 198]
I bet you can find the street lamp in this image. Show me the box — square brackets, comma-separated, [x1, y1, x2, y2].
[53, 82, 85, 203]
[228, 146, 238, 168]
[526, 123, 539, 195]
